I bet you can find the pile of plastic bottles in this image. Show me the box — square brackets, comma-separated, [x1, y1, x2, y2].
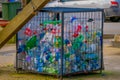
[17, 16, 102, 75]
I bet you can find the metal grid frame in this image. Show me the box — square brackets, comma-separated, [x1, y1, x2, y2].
[16, 7, 104, 78]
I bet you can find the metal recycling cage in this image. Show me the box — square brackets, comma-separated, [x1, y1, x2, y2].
[16, 7, 104, 76]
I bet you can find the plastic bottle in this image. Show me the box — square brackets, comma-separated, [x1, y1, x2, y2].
[43, 20, 61, 26]
[25, 35, 37, 50]
[54, 36, 61, 48]
[72, 34, 84, 49]
[90, 44, 96, 52]
[24, 27, 32, 36]
[26, 55, 31, 62]
[70, 16, 77, 23]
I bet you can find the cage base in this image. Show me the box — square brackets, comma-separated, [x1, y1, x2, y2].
[16, 68, 103, 78]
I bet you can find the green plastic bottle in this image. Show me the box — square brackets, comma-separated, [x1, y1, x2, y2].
[25, 35, 37, 50]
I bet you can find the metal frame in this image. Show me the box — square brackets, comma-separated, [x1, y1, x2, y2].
[16, 7, 104, 79]
[100, 10, 104, 73]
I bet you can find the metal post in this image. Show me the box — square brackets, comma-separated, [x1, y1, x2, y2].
[16, 34, 18, 71]
[100, 10, 104, 74]
[60, 12, 64, 80]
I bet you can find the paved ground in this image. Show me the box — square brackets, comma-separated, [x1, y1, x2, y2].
[0, 44, 16, 67]
[103, 39, 120, 72]
[0, 41, 120, 80]
[104, 46, 120, 72]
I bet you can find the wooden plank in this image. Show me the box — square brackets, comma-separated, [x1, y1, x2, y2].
[0, 0, 50, 48]
[103, 34, 114, 39]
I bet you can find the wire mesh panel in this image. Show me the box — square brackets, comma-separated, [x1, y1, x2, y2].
[16, 7, 104, 76]
[63, 11, 103, 75]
